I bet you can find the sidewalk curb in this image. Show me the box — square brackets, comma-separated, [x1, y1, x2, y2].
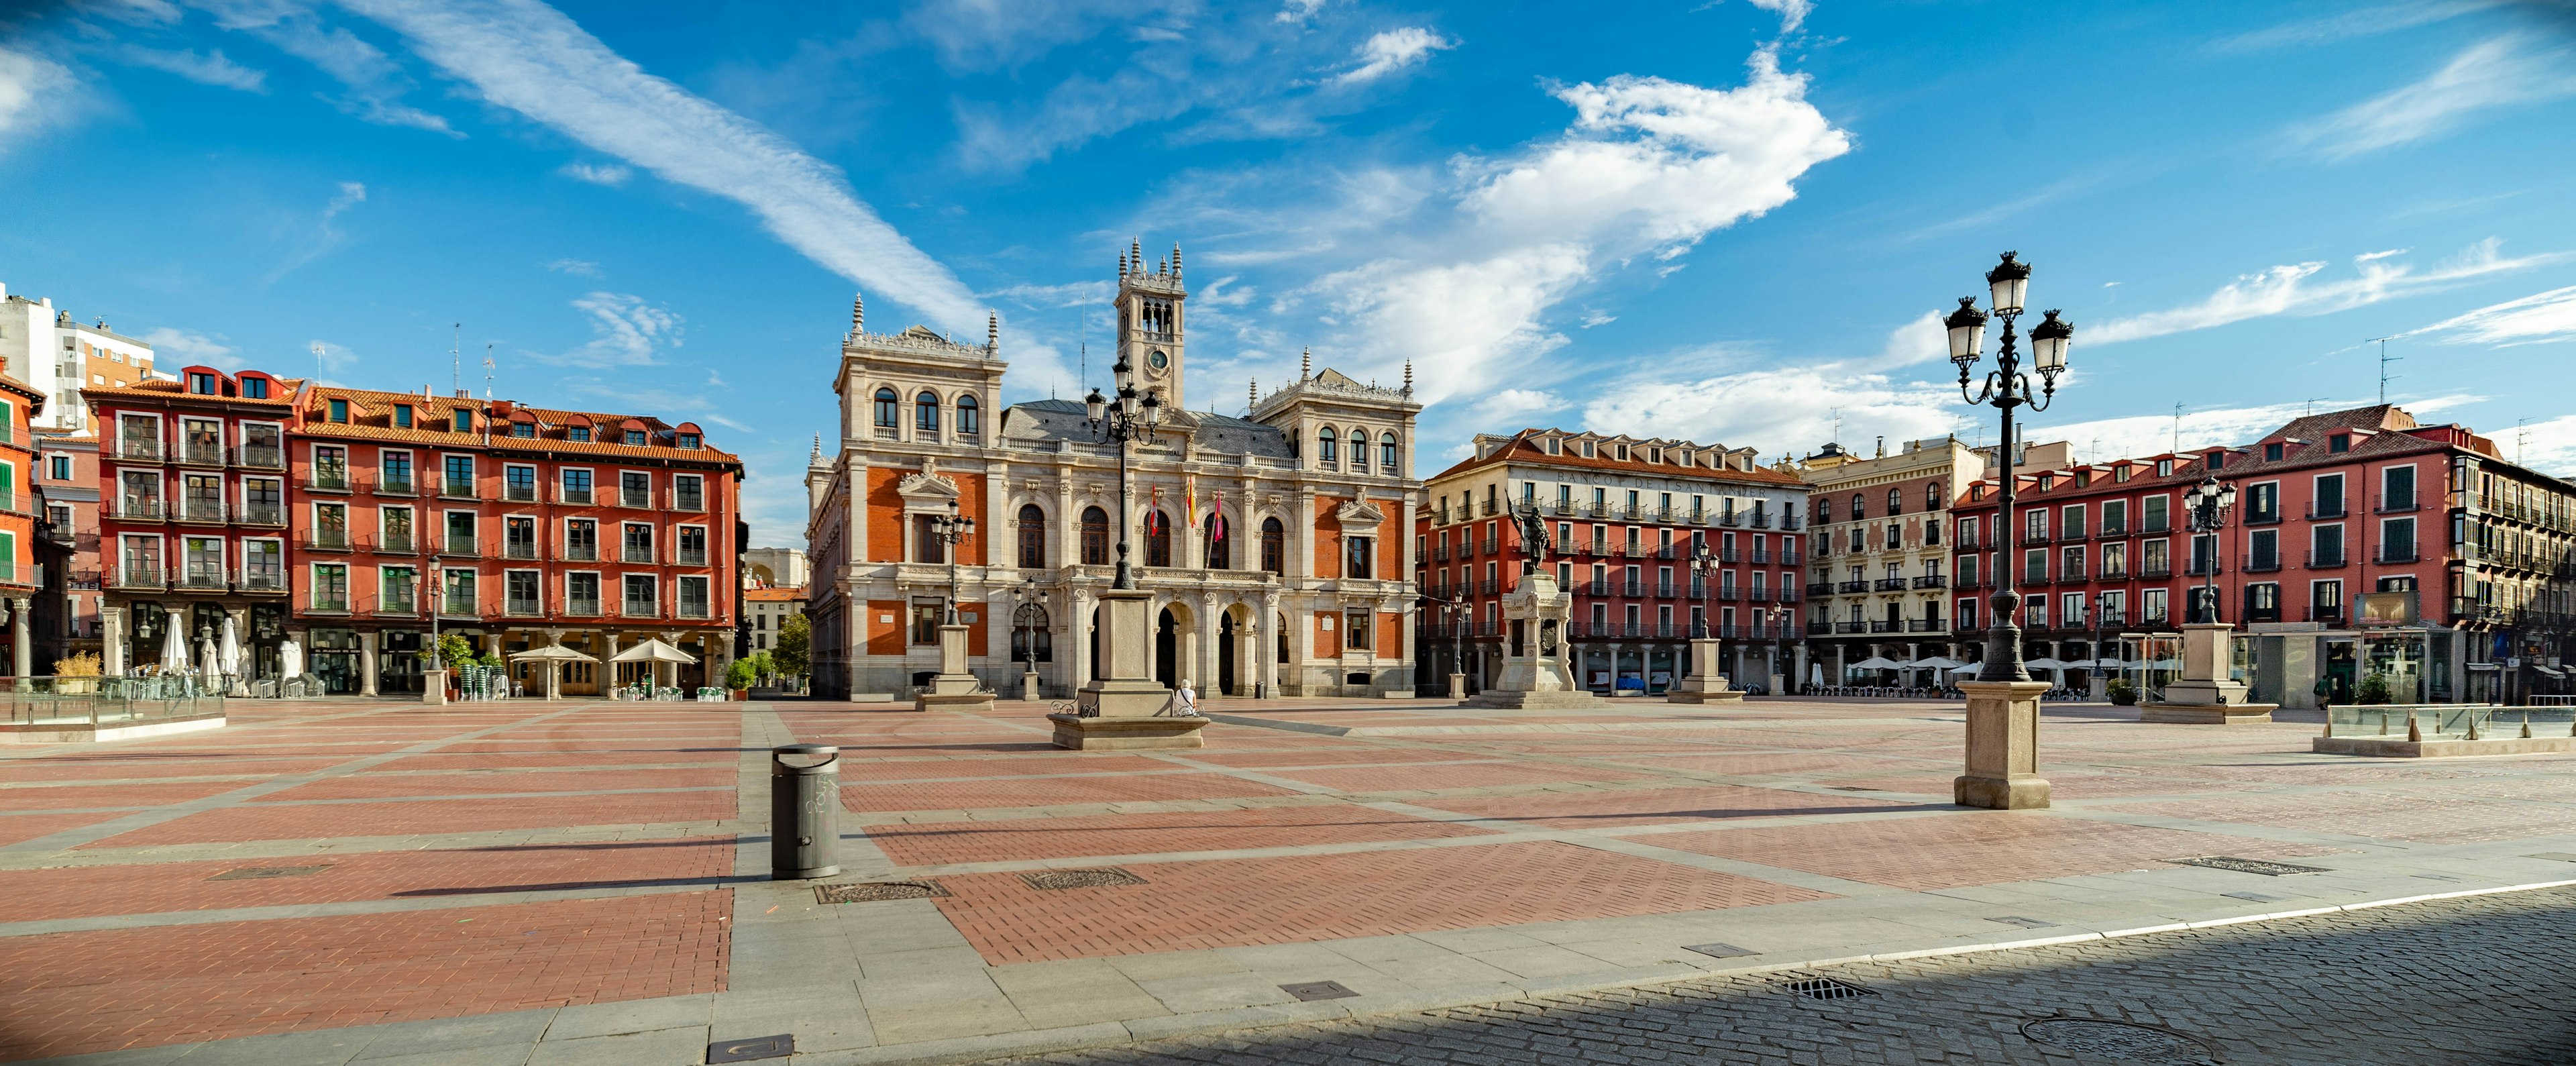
[787, 877, 2576, 1066]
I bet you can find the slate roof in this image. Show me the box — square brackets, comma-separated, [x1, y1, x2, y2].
[1427, 430, 1805, 488]
[1000, 398, 1295, 459]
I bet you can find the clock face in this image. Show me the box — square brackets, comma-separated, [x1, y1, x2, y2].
[1147, 350, 1169, 371]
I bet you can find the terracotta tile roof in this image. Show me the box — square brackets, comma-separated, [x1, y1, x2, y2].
[296, 384, 739, 466]
[745, 588, 804, 602]
[1960, 405, 2478, 507]
[1430, 431, 1804, 488]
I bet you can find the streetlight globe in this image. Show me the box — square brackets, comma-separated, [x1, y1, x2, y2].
[1945, 297, 1988, 367]
[1986, 251, 2031, 315]
[2029, 309, 2073, 372]
[1084, 388, 1106, 422]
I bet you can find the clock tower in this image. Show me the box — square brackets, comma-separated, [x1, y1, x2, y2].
[1116, 237, 1187, 413]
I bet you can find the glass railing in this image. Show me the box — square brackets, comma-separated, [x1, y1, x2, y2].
[2326, 704, 2572, 739]
[0, 676, 225, 727]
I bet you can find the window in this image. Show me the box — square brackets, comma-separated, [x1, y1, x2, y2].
[1344, 610, 1373, 653]
[188, 372, 217, 395]
[625, 522, 657, 564]
[677, 576, 710, 618]
[623, 574, 657, 617]
[382, 566, 417, 614]
[674, 474, 704, 511]
[2245, 582, 2280, 623]
[2247, 482, 2279, 522]
[239, 376, 267, 399]
[1850, 492, 1866, 519]
[1887, 488, 1902, 515]
[1144, 511, 1172, 567]
[957, 394, 979, 435]
[445, 511, 477, 555]
[915, 391, 941, 432]
[873, 388, 898, 427]
[2102, 498, 2127, 533]
[623, 429, 647, 447]
[382, 507, 414, 553]
[2314, 474, 2346, 517]
[1319, 427, 1338, 466]
[47, 455, 67, 480]
[1346, 535, 1374, 579]
[243, 539, 282, 590]
[565, 519, 597, 562]
[678, 525, 707, 566]
[2311, 580, 2343, 621]
[394, 404, 412, 428]
[451, 409, 471, 432]
[1203, 512, 1229, 568]
[677, 433, 699, 449]
[561, 468, 593, 504]
[1080, 507, 1110, 565]
[2329, 433, 2350, 453]
[2143, 587, 2168, 623]
[2264, 442, 2284, 462]
[2100, 542, 2126, 578]
[1818, 498, 1833, 523]
[1352, 430, 1370, 472]
[439, 569, 477, 615]
[1261, 517, 1285, 575]
[2155, 459, 2174, 476]
[2142, 494, 2169, 531]
[1379, 433, 1399, 471]
[1018, 504, 1046, 568]
[506, 571, 541, 615]
[2383, 464, 2416, 511]
[2311, 524, 2345, 567]
[505, 517, 537, 559]
[2250, 529, 2279, 570]
[621, 471, 651, 508]
[1926, 483, 1942, 511]
[504, 464, 537, 502]
[509, 421, 535, 439]
[568, 425, 591, 443]
[2381, 517, 2417, 562]
[441, 454, 474, 496]
[2061, 504, 2086, 538]
[2143, 538, 2170, 575]
[313, 502, 349, 547]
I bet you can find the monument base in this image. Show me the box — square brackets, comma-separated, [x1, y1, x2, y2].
[1955, 679, 2051, 810]
[913, 672, 994, 713]
[1463, 688, 1607, 710]
[1953, 773, 2053, 810]
[421, 670, 447, 706]
[1049, 712, 1207, 750]
[2139, 700, 2278, 725]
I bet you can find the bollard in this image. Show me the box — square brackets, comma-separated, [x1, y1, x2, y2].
[770, 743, 840, 880]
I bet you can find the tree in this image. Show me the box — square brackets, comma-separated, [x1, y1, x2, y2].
[725, 657, 757, 690]
[773, 612, 810, 676]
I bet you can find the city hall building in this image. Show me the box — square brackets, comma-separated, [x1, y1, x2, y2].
[803, 242, 1424, 700]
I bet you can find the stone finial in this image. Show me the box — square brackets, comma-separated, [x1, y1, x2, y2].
[1131, 236, 1142, 271]
[1118, 250, 1128, 277]
[1402, 360, 1413, 394]
[987, 312, 998, 350]
[1301, 347, 1311, 380]
[851, 292, 864, 333]
[1248, 377, 1256, 412]
[1172, 242, 1183, 278]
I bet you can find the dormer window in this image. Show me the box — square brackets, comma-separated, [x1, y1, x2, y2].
[678, 433, 700, 449]
[327, 398, 348, 423]
[568, 425, 591, 443]
[1615, 445, 1629, 461]
[452, 410, 472, 433]
[2156, 459, 2175, 476]
[188, 372, 218, 395]
[1648, 447, 1661, 464]
[239, 377, 268, 399]
[394, 404, 413, 428]
[2264, 442, 2284, 462]
[2329, 433, 2350, 453]
[623, 429, 647, 446]
[2206, 450, 2226, 470]
[2114, 465, 2132, 482]
[511, 422, 536, 439]
[1543, 437, 1560, 456]
[1581, 440, 1595, 458]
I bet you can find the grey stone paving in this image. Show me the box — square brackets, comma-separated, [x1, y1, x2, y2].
[995, 888, 2576, 1066]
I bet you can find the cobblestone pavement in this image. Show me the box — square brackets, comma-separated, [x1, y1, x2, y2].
[996, 888, 2576, 1066]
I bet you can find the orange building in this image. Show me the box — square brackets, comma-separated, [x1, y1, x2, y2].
[0, 376, 44, 675]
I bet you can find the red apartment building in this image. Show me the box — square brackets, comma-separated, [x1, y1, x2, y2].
[288, 383, 745, 695]
[1419, 429, 1809, 694]
[32, 428, 101, 667]
[1951, 405, 2575, 707]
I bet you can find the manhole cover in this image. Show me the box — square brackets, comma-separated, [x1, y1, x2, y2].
[2021, 1018, 2215, 1063]
[1682, 942, 1756, 959]
[1020, 867, 1146, 891]
[815, 880, 947, 904]
[1987, 915, 2054, 928]
[2165, 855, 2328, 876]
[707, 1033, 794, 1063]
[2220, 892, 2284, 903]
[1778, 976, 1873, 1000]
[1279, 980, 1358, 1002]
[208, 865, 333, 881]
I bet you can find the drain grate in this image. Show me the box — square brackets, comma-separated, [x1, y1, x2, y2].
[2021, 1018, 2215, 1064]
[1020, 867, 1146, 891]
[2221, 891, 2285, 903]
[208, 865, 332, 882]
[707, 1034, 794, 1063]
[1279, 980, 1358, 1002]
[1987, 915, 2055, 928]
[2165, 855, 2328, 876]
[1827, 786, 1880, 792]
[1682, 942, 1757, 959]
[814, 880, 948, 904]
[1778, 976, 1874, 1001]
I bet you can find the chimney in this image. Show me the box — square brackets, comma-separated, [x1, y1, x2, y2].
[454, 389, 470, 398]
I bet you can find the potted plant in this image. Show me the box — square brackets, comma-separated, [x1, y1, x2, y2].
[52, 652, 102, 694]
[725, 658, 756, 701]
[2106, 678, 2137, 706]
[2356, 673, 2394, 706]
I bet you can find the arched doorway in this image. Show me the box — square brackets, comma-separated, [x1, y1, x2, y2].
[1155, 607, 1179, 688]
[1218, 612, 1238, 696]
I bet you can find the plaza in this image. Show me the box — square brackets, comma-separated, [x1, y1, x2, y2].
[6, 694, 2576, 1064]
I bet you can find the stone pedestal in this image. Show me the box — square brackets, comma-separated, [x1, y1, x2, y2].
[915, 623, 995, 712]
[1465, 573, 1605, 710]
[422, 669, 449, 706]
[1447, 672, 1465, 701]
[2140, 623, 2277, 724]
[1667, 639, 1746, 704]
[1055, 588, 1204, 749]
[1956, 680, 2051, 809]
[1020, 671, 1041, 701]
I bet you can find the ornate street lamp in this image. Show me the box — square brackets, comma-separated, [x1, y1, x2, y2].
[1951, 251, 2075, 683]
[1689, 549, 1717, 639]
[926, 498, 977, 625]
[2182, 474, 2237, 624]
[1085, 355, 1164, 591]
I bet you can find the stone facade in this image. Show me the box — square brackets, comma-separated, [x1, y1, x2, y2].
[804, 242, 1423, 700]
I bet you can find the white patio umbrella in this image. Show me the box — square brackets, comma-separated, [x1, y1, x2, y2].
[1849, 655, 1904, 671]
[2024, 657, 2068, 670]
[510, 643, 599, 701]
[610, 638, 696, 691]
[1915, 656, 1966, 670]
[1808, 662, 1825, 688]
[218, 616, 242, 679]
[159, 622, 187, 673]
[197, 633, 219, 683]
[279, 637, 305, 680]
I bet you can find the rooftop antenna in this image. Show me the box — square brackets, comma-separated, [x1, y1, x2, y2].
[309, 341, 324, 382]
[1829, 407, 1842, 444]
[2367, 336, 2401, 403]
[2517, 417, 2532, 465]
[450, 323, 461, 394]
[2305, 396, 2326, 416]
[2172, 403, 2186, 453]
[482, 343, 495, 398]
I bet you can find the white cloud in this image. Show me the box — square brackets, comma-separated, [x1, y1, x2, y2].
[2403, 284, 2576, 347]
[1744, 0, 1811, 33]
[543, 258, 602, 277]
[1332, 27, 1452, 87]
[2211, 1, 2498, 54]
[532, 291, 683, 368]
[0, 46, 76, 148]
[1275, 0, 1328, 25]
[2031, 393, 2483, 464]
[1572, 313, 1950, 454]
[121, 46, 268, 92]
[1474, 388, 1567, 423]
[1578, 309, 1615, 328]
[266, 180, 367, 284]
[2514, 414, 2576, 476]
[2088, 238, 2565, 345]
[329, 0, 985, 331]
[557, 162, 630, 185]
[140, 327, 244, 370]
[189, 0, 456, 133]
[306, 339, 360, 373]
[2294, 34, 2576, 160]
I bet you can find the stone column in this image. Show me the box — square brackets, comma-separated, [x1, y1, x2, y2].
[1070, 591, 1095, 691]
[1054, 586, 1201, 749]
[359, 631, 380, 696]
[1291, 600, 1314, 696]
[605, 633, 622, 690]
[1956, 679, 2051, 809]
[101, 606, 125, 676]
[1258, 592, 1281, 699]
[9, 597, 28, 679]
[1196, 595, 1220, 697]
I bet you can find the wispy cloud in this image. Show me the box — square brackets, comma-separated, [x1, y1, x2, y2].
[1275, 0, 1328, 25]
[0, 46, 76, 150]
[1576, 314, 1949, 455]
[2402, 284, 2576, 346]
[2088, 238, 2564, 345]
[139, 327, 243, 370]
[1744, 0, 1811, 34]
[2294, 34, 2576, 160]
[530, 291, 683, 368]
[558, 377, 750, 433]
[121, 46, 268, 92]
[556, 162, 630, 185]
[543, 258, 602, 278]
[330, 0, 984, 330]
[191, 0, 457, 134]
[2210, 1, 2498, 54]
[1331, 27, 1452, 87]
[266, 180, 367, 285]
[307, 339, 360, 373]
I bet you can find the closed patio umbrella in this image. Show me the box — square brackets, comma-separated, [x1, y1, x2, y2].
[218, 617, 241, 678]
[159, 623, 186, 673]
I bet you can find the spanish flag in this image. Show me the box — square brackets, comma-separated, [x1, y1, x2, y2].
[1146, 486, 1164, 534]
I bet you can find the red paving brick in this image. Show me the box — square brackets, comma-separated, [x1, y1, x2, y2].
[934, 841, 1829, 964]
[83, 789, 736, 848]
[1424, 784, 1910, 829]
[0, 890, 730, 1060]
[0, 756, 350, 782]
[843, 772, 1298, 812]
[1646, 812, 2344, 890]
[868, 803, 1493, 865]
[1602, 751, 1935, 777]
[1263, 761, 1652, 793]
[843, 755, 1175, 783]
[1181, 749, 1498, 768]
[0, 810, 144, 846]
[2109, 792, 2576, 845]
[0, 781, 247, 811]
[0, 837, 732, 922]
[379, 751, 737, 771]
[260, 767, 735, 802]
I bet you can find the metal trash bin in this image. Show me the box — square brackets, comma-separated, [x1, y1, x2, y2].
[770, 743, 840, 880]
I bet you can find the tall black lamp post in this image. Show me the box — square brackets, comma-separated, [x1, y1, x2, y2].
[1949, 252, 2076, 684]
[1085, 356, 1165, 590]
[2183, 475, 2237, 623]
[926, 499, 977, 624]
[1689, 549, 1717, 639]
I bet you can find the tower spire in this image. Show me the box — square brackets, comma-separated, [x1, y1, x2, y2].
[1130, 236, 1142, 273]
[1402, 359, 1413, 396]
[986, 312, 998, 352]
[1248, 376, 1256, 413]
[1172, 242, 1183, 279]
[1118, 250, 1127, 278]
[851, 292, 863, 334]
[1300, 347, 1311, 380]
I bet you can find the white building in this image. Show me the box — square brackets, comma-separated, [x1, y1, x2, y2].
[0, 283, 160, 435]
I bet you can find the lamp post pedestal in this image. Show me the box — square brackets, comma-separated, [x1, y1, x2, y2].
[1054, 588, 1204, 748]
[1955, 679, 2051, 809]
[1446, 672, 1465, 701]
[1020, 670, 1041, 701]
[914, 623, 995, 713]
[2140, 622, 2276, 724]
[1667, 637, 1745, 704]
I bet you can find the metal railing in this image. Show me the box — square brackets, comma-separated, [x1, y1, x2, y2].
[502, 484, 538, 503]
[561, 545, 599, 562]
[2375, 492, 2420, 514]
[237, 445, 285, 470]
[439, 479, 480, 500]
[114, 439, 162, 462]
[239, 504, 284, 527]
[442, 535, 480, 557]
[504, 540, 539, 560]
[308, 470, 351, 492]
[377, 476, 417, 497]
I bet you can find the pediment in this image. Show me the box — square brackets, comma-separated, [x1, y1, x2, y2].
[1334, 498, 1386, 527]
[897, 471, 960, 502]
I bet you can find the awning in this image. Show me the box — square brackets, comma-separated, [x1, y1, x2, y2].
[2024, 657, 2068, 670]
[2536, 665, 2566, 680]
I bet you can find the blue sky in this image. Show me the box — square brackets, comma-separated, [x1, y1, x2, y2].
[5, 1, 2576, 543]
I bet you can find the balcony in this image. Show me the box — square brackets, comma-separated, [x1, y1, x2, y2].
[2243, 553, 2283, 574]
[2242, 509, 2282, 527]
[305, 531, 353, 551]
[1836, 580, 1866, 594]
[2305, 606, 2347, 625]
[2306, 502, 2348, 520]
[307, 470, 351, 493]
[439, 596, 480, 619]
[176, 568, 228, 591]
[172, 501, 227, 525]
[1478, 579, 1503, 596]
[2185, 559, 2220, 577]
[306, 594, 352, 615]
[1912, 574, 1948, 589]
[373, 596, 420, 618]
[1481, 537, 1501, 555]
[676, 600, 712, 620]
[1873, 578, 1907, 591]
[673, 490, 706, 513]
[502, 484, 538, 504]
[2376, 547, 2422, 565]
[620, 491, 652, 509]
[1835, 621, 1866, 634]
[175, 439, 227, 466]
[2097, 524, 2129, 539]
[504, 598, 543, 618]
[1750, 549, 1772, 564]
[1750, 513, 1772, 529]
[1719, 586, 1743, 601]
[622, 598, 659, 619]
[2021, 571, 2053, 587]
[561, 545, 599, 563]
[1584, 580, 1611, 596]
[559, 486, 595, 506]
[241, 569, 286, 593]
[376, 476, 417, 498]
[1807, 582, 1833, 596]
[441, 535, 480, 558]
[1807, 621, 1834, 635]
[1718, 548, 1741, 564]
[115, 438, 162, 462]
[439, 480, 481, 500]
[1869, 620, 1899, 633]
[111, 566, 166, 590]
[1654, 582, 1680, 598]
[239, 504, 286, 527]
[1782, 551, 1805, 566]
[2061, 564, 2088, 582]
[2141, 563, 2174, 578]
[565, 597, 602, 617]
[1621, 581, 1646, 598]
[379, 533, 417, 555]
[504, 540, 539, 561]
[2097, 612, 2127, 627]
[2375, 492, 2420, 515]
[105, 497, 164, 522]
[1432, 544, 1451, 562]
[1909, 619, 1944, 632]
